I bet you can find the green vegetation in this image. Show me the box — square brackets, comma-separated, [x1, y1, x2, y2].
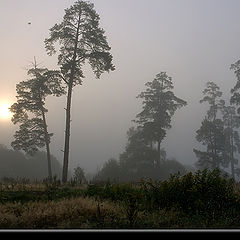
[1, 169, 240, 229]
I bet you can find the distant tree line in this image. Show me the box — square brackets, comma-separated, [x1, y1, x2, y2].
[0, 144, 62, 181]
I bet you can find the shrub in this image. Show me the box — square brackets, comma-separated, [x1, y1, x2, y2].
[140, 168, 239, 220]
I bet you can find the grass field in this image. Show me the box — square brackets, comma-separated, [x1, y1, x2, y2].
[1, 169, 240, 230]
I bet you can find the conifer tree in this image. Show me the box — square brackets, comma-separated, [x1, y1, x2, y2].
[230, 59, 240, 112]
[10, 61, 65, 182]
[119, 127, 158, 172]
[220, 102, 240, 179]
[194, 82, 225, 169]
[135, 72, 187, 165]
[194, 118, 225, 169]
[44, 0, 115, 182]
[227, 60, 240, 178]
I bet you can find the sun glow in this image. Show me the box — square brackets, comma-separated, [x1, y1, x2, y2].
[0, 103, 12, 120]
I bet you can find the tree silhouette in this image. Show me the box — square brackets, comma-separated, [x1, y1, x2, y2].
[229, 59, 240, 179]
[200, 82, 223, 121]
[93, 158, 120, 183]
[220, 102, 240, 179]
[194, 118, 225, 170]
[194, 82, 224, 170]
[10, 60, 65, 182]
[119, 126, 158, 181]
[135, 72, 187, 165]
[230, 59, 240, 113]
[44, 0, 115, 182]
[73, 166, 86, 184]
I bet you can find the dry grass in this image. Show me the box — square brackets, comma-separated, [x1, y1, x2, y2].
[0, 183, 46, 191]
[0, 196, 122, 229]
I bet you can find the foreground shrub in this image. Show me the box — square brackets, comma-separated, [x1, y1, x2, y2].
[140, 168, 239, 221]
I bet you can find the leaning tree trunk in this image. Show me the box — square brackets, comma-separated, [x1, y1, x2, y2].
[34, 57, 53, 183]
[41, 109, 53, 183]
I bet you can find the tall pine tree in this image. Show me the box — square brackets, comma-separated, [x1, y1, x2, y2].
[135, 72, 187, 165]
[45, 0, 115, 182]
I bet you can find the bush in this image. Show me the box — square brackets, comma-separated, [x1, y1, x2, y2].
[140, 168, 239, 220]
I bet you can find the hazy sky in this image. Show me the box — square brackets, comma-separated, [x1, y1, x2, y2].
[1, 0, 240, 174]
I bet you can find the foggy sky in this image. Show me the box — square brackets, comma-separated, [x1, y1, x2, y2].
[1, 0, 240, 174]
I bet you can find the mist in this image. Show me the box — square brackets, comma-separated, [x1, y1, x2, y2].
[1, 0, 240, 178]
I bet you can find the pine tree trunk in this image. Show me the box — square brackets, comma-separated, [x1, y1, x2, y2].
[62, 11, 81, 183]
[213, 103, 219, 169]
[230, 130, 235, 180]
[41, 109, 53, 183]
[157, 140, 161, 167]
[230, 155, 235, 180]
[34, 58, 53, 183]
[62, 81, 73, 183]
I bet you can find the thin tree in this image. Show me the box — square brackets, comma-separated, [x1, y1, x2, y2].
[135, 72, 187, 166]
[10, 60, 65, 182]
[44, 0, 115, 183]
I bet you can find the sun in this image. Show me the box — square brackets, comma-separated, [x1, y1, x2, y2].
[0, 103, 12, 120]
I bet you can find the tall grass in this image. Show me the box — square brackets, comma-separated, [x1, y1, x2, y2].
[1, 169, 240, 229]
[0, 196, 124, 229]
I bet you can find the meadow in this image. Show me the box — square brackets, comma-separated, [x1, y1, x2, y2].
[1, 169, 240, 229]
